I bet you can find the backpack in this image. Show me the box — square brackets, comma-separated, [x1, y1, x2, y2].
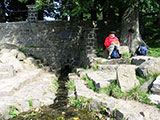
[136, 46, 148, 56]
[111, 46, 121, 58]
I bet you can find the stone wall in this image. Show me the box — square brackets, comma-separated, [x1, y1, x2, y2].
[0, 21, 97, 70]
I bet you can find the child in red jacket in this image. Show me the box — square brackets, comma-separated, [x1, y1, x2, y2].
[104, 31, 120, 58]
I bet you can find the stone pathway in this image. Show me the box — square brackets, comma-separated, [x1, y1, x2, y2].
[69, 73, 160, 120]
[68, 56, 160, 120]
[0, 49, 57, 119]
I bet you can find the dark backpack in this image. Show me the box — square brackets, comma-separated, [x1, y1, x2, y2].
[111, 46, 121, 59]
[136, 46, 148, 56]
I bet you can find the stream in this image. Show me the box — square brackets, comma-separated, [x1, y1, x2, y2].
[11, 65, 110, 120]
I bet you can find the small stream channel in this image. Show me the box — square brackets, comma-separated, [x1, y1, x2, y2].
[12, 65, 109, 120]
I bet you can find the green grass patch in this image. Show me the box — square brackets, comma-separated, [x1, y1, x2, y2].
[82, 75, 96, 91]
[122, 52, 130, 58]
[93, 64, 98, 71]
[52, 81, 59, 90]
[66, 80, 75, 91]
[70, 96, 91, 109]
[124, 86, 151, 104]
[9, 106, 19, 118]
[99, 81, 124, 99]
[27, 100, 33, 108]
[99, 80, 151, 104]
[147, 47, 160, 57]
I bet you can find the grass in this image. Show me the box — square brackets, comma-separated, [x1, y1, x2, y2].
[52, 81, 59, 90]
[66, 80, 75, 91]
[93, 64, 98, 71]
[82, 75, 96, 91]
[99, 80, 151, 104]
[125, 86, 151, 104]
[147, 47, 160, 57]
[70, 96, 91, 109]
[137, 74, 159, 85]
[9, 106, 19, 118]
[99, 81, 124, 99]
[122, 52, 130, 58]
[27, 100, 33, 108]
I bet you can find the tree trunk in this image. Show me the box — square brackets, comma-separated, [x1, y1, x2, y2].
[120, 6, 146, 52]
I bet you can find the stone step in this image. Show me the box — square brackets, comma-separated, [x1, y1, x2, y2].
[72, 75, 160, 120]
[131, 56, 154, 66]
[86, 70, 117, 89]
[0, 69, 42, 97]
[97, 64, 119, 72]
[91, 57, 131, 65]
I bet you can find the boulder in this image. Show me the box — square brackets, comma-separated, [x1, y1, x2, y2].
[119, 46, 129, 55]
[131, 56, 154, 66]
[136, 58, 160, 78]
[117, 65, 139, 92]
[86, 71, 117, 89]
[149, 94, 160, 105]
[151, 75, 160, 95]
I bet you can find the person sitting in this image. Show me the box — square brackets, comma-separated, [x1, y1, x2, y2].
[104, 31, 120, 59]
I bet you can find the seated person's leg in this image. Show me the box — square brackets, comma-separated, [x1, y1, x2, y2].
[107, 45, 115, 58]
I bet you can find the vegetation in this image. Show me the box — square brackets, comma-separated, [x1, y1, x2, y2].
[70, 96, 91, 109]
[82, 75, 96, 92]
[27, 100, 33, 108]
[52, 80, 59, 90]
[92, 64, 98, 71]
[66, 80, 75, 91]
[9, 106, 19, 118]
[99, 81, 151, 104]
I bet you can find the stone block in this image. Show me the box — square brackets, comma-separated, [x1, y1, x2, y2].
[117, 65, 139, 92]
[119, 46, 129, 55]
[136, 58, 160, 78]
[86, 70, 117, 89]
[151, 75, 160, 95]
[131, 56, 154, 66]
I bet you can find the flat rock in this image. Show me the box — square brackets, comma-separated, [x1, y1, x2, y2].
[117, 65, 139, 92]
[87, 71, 117, 89]
[92, 57, 131, 65]
[131, 56, 154, 66]
[149, 94, 160, 105]
[136, 58, 160, 78]
[0, 69, 42, 97]
[97, 64, 119, 72]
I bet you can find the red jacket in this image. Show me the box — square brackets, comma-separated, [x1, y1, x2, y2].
[104, 36, 120, 49]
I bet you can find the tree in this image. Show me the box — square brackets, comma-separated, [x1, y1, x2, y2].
[120, 0, 160, 51]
